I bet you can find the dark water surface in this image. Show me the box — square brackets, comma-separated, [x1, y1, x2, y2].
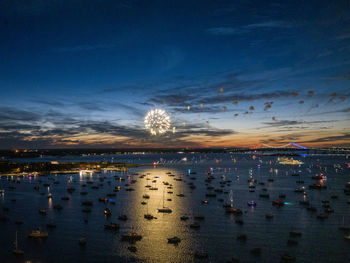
[0, 153, 350, 263]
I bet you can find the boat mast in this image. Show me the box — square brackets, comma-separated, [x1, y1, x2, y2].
[14, 231, 18, 249]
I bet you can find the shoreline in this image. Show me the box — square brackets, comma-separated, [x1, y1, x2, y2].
[0, 161, 155, 176]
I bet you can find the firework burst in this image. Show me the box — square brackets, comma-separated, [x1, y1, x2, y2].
[144, 109, 171, 135]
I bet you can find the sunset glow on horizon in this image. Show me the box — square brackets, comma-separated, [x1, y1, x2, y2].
[0, 1, 349, 149]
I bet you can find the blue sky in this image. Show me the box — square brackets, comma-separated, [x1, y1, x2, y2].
[0, 0, 349, 148]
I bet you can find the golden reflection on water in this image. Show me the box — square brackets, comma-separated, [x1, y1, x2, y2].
[48, 195, 53, 210]
[116, 166, 196, 262]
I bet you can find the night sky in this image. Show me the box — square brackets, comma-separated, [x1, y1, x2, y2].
[0, 0, 349, 149]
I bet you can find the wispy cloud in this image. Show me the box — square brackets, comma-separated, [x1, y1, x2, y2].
[0, 105, 237, 149]
[51, 44, 117, 53]
[301, 133, 350, 143]
[207, 27, 245, 35]
[208, 20, 295, 36]
[245, 21, 294, 29]
[260, 119, 338, 129]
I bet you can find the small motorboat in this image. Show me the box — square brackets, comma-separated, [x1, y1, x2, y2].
[143, 194, 150, 199]
[53, 204, 63, 211]
[272, 200, 285, 207]
[265, 214, 274, 219]
[225, 206, 243, 214]
[39, 209, 47, 215]
[67, 187, 75, 193]
[281, 253, 296, 261]
[250, 247, 261, 255]
[158, 208, 172, 213]
[128, 246, 137, 252]
[317, 214, 328, 220]
[28, 229, 48, 239]
[81, 201, 93, 206]
[118, 215, 128, 221]
[180, 216, 189, 221]
[312, 174, 324, 180]
[167, 236, 181, 244]
[98, 197, 108, 203]
[247, 201, 256, 207]
[121, 233, 142, 242]
[190, 222, 200, 229]
[104, 223, 120, 230]
[144, 214, 157, 220]
[289, 231, 302, 237]
[79, 238, 86, 246]
[294, 187, 305, 193]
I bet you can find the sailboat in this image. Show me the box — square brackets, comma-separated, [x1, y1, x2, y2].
[177, 179, 185, 197]
[13, 231, 24, 255]
[144, 199, 157, 220]
[158, 188, 172, 213]
[225, 190, 242, 214]
[339, 216, 349, 231]
[145, 174, 151, 188]
[296, 173, 304, 184]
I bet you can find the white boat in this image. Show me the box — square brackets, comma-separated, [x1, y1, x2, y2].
[28, 229, 48, 238]
[13, 231, 24, 255]
[345, 235, 350, 240]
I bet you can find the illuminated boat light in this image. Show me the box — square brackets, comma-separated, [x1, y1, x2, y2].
[247, 201, 256, 207]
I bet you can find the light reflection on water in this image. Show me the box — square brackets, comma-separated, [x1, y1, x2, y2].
[115, 167, 194, 262]
[0, 154, 349, 263]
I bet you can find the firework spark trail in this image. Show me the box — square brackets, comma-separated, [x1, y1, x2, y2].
[144, 109, 171, 135]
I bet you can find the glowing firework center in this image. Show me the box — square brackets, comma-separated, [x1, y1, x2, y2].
[144, 109, 171, 135]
